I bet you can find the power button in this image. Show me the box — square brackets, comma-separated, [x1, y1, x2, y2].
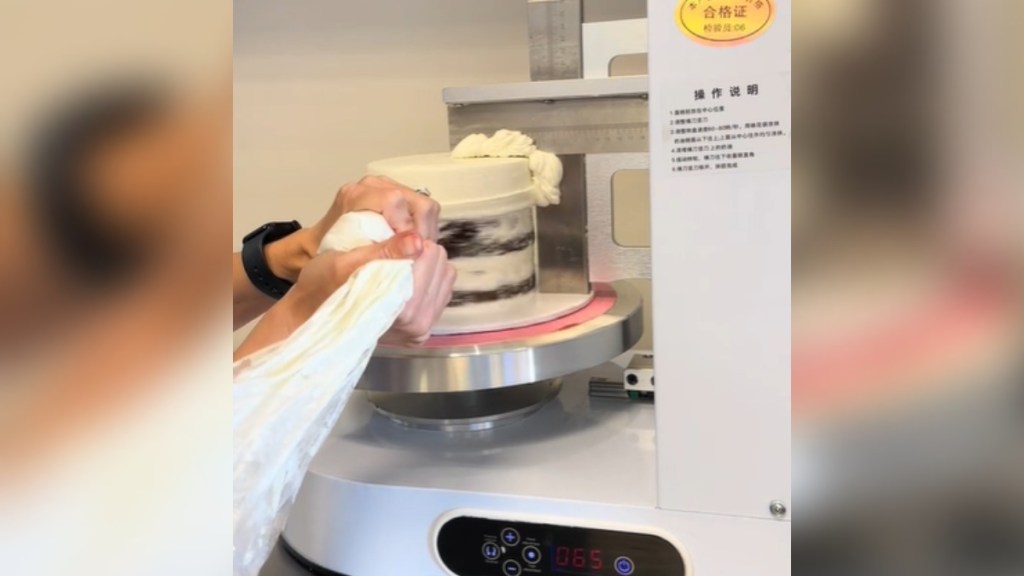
[615, 556, 635, 575]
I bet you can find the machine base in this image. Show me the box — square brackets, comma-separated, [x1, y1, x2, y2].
[282, 373, 789, 575]
[279, 539, 344, 576]
[366, 380, 562, 432]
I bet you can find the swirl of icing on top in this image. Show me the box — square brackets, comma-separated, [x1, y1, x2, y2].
[483, 129, 537, 157]
[450, 133, 489, 158]
[451, 130, 562, 206]
[528, 150, 562, 207]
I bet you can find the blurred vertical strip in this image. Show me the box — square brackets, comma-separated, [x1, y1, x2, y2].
[0, 2, 233, 576]
[794, 0, 1024, 575]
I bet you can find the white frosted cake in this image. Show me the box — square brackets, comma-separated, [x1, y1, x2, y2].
[365, 130, 562, 334]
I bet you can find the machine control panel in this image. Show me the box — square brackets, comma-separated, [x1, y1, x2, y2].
[437, 516, 687, 575]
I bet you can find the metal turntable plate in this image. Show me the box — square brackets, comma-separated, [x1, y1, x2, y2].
[356, 281, 643, 393]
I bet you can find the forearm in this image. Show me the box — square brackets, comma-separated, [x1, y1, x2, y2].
[233, 253, 275, 330]
[233, 294, 298, 360]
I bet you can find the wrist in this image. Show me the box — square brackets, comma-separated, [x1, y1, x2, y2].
[264, 231, 314, 283]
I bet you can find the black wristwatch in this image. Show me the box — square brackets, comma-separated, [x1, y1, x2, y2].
[241, 220, 302, 300]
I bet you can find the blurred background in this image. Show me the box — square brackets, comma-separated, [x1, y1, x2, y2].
[0, 2, 231, 575]
[0, 0, 1020, 574]
[792, 0, 1023, 574]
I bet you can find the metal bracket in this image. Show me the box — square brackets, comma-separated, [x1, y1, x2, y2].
[444, 3, 650, 295]
[537, 155, 590, 293]
[624, 353, 654, 392]
[447, 96, 648, 156]
[528, 0, 583, 81]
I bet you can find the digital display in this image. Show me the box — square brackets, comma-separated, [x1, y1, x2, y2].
[546, 539, 635, 575]
[436, 515, 685, 576]
[553, 546, 604, 572]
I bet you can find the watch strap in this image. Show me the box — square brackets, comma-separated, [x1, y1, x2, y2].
[241, 220, 301, 300]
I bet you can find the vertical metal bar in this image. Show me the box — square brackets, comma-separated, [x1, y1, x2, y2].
[536, 155, 590, 293]
[528, 0, 589, 293]
[528, 0, 583, 81]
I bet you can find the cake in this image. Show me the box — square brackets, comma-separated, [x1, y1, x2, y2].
[365, 130, 562, 333]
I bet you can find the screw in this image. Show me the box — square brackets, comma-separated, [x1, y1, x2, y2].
[769, 500, 787, 518]
[626, 373, 639, 386]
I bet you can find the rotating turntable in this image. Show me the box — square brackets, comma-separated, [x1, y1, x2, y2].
[359, 282, 644, 430]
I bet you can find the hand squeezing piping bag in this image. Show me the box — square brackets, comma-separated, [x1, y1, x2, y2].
[232, 211, 411, 576]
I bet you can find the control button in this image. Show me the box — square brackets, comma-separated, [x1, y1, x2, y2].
[615, 556, 635, 575]
[482, 542, 501, 560]
[500, 528, 520, 546]
[502, 559, 522, 576]
[522, 545, 541, 564]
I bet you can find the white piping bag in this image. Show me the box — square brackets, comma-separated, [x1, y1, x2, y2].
[232, 212, 410, 576]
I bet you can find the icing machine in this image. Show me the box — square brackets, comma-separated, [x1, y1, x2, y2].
[280, 1, 791, 574]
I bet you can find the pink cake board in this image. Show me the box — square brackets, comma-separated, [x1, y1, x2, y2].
[430, 290, 597, 337]
[409, 283, 618, 348]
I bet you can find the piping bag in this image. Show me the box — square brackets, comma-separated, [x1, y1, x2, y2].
[232, 212, 410, 576]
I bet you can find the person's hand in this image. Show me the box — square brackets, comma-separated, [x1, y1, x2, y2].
[277, 231, 425, 332]
[315, 175, 440, 242]
[265, 176, 440, 283]
[290, 234, 455, 346]
[236, 230, 455, 359]
[382, 239, 456, 346]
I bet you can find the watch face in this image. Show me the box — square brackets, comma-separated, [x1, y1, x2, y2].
[279, 220, 302, 233]
[266, 221, 301, 241]
[244, 221, 300, 244]
[242, 224, 271, 243]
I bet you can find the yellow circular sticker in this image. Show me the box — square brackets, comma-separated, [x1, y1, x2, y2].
[676, 0, 775, 47]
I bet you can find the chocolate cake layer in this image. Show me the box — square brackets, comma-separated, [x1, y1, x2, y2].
[448, 274, 537, 307]
[437, 207, 538, 310]
[439, 218, 534, 259]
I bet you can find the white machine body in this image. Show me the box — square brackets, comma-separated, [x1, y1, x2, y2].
[648, 0, 792, 519]
[284, 377, 788, 574]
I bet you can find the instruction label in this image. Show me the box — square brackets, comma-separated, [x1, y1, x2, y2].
[664, 73, 790, 175]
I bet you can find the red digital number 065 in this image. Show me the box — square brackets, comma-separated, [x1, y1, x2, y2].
[555, 547, 603, 570]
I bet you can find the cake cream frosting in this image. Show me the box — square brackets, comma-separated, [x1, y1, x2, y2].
[450, 129, 562, 207]
[365, 130, 562, 333]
